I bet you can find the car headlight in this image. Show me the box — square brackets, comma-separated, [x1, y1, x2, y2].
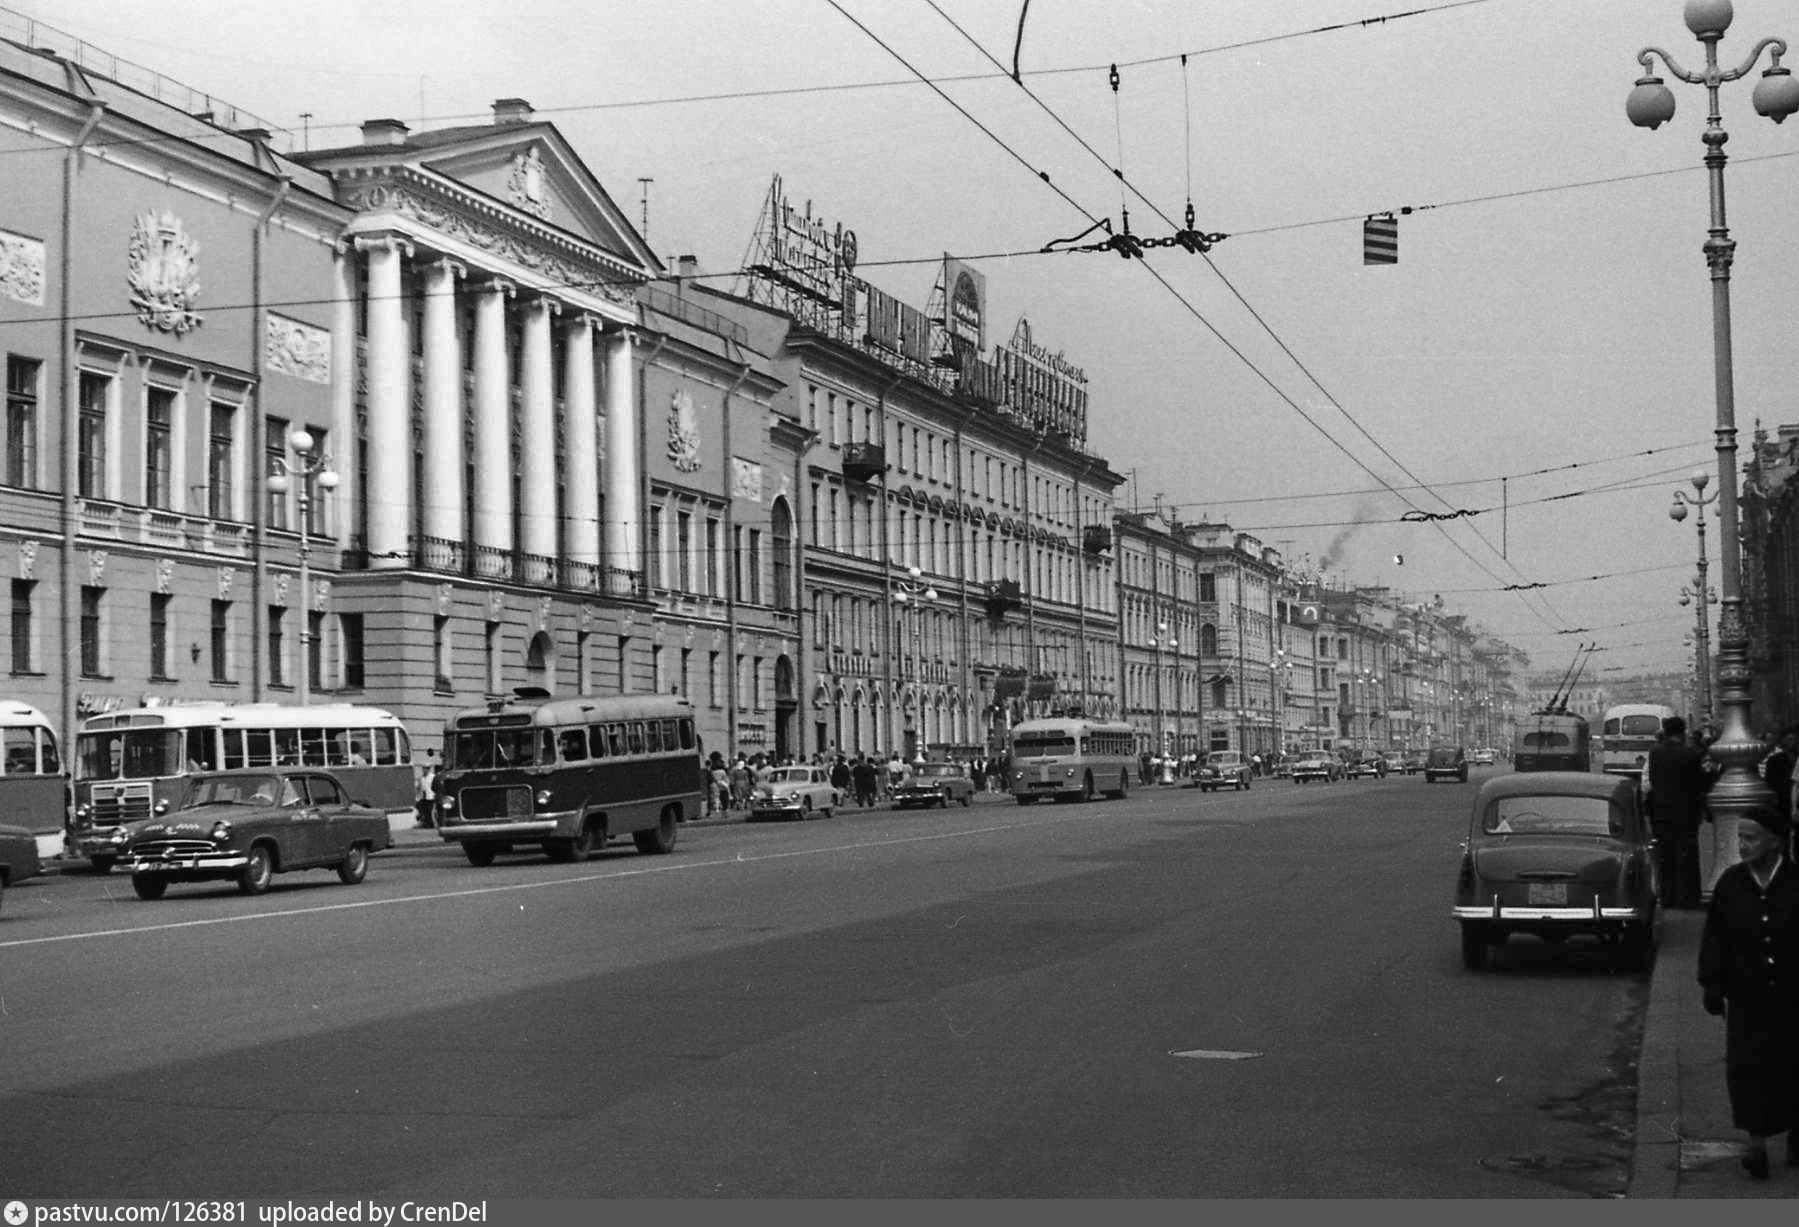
[107, 827, 130, 845]
[535, 789, 553, 808]
[210, 819, 233, 842]
[437, 793, 456, 813]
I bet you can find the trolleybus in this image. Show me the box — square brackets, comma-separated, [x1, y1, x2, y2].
[1008, 715, 1135, 803]
[0, 702, 66, 860]
[435, 690, 703, 865]
[72, 702, 413, 871]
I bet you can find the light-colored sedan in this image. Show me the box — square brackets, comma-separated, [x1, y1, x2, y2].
[1290, 754, 1340, 783]
[748, 766, 840, 822]
[892, 762, 975, 809]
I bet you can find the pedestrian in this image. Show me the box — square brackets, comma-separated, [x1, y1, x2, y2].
[1762, 727, 1797, 827]
[853, 755, 879, 807]
[709, 759, 732, 816]
[730, 756, 752, 810]
[1646, 715, 1713, 910]
[830, 754, 851, 799]
[414, 749, 438, 829]
[1697, 804, 1799, 1179]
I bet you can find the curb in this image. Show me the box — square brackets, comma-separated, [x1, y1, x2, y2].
[1629, 907, 1686, 1198]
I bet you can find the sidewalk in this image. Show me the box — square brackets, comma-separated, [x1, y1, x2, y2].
[1630, 907, 1798, 1198]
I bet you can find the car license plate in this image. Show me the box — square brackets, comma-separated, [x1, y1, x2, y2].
[1526, 883, 1567, 906]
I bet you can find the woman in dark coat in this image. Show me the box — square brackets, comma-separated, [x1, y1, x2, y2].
[1697, 806, 1799, 1178]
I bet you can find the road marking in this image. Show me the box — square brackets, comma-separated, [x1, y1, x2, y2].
[1170, 1049, 1264, 1060]
[0, 814, 1117, 950]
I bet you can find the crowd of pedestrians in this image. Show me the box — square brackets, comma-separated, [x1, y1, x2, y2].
[700, 748, 1010, 816]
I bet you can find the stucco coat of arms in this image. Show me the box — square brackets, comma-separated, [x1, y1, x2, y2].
[667, 388, 702, 472]
[507, 147, 552, 221]
[128, 211, 203, 335]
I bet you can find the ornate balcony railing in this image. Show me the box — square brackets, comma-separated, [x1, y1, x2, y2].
[337, 535, 644, 600]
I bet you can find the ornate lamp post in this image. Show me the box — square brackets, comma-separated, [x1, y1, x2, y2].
[1149, 620, 1178, 772]
[1671, 468, 1719, 724]
[893, 565, 937, 759]
[1629, 0, 1798, 886]
[265, 428, 338, 705]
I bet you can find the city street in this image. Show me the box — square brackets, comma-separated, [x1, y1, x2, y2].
[0, 769, 1645, 1198]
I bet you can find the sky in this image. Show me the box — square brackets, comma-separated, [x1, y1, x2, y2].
[14, 0, 1799, 682]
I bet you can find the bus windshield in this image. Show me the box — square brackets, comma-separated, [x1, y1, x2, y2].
[450, 727, 551, 769]
[77, 729, 184, 781]
[1013, 733, 1076, 756]
[1615, 715, 1662, 738]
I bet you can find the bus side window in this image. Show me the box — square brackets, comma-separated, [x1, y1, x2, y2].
[588, 725, 608, 759]
[273, 728, 301, 766]
[41, 732, 60, 776]
[559, 727, 588, 762]
[246, 728, 275, 768]
[660, 719, 679, 751]
[372, 729, 397, 766]
[2, 729, 30, 774]
[299, 727, 328, 767]
[628, 722, 646, 756]
[607, 724, 626, 757]
[679, 719, 695, 751]
[645, 722, 664, 754]
[390, 727, 410, 765]
[220, 729, 245, 771]
[187, 730, 219, 772]
[323, 729, 349, 767]
[537, 729, 556, 766]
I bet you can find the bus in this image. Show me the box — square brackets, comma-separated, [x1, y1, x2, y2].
[1513, 709, 1593, 774]
[72, 703, 413, 871]
[435, 690, 703, 866]
[1008, 715, 1135, 804]
[1599, 703, 1676, 781]
[0, 702, 67, 860]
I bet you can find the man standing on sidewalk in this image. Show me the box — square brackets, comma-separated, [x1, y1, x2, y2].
[1647, 715, 1712, 909]
[1697, 807, 1799, 1180]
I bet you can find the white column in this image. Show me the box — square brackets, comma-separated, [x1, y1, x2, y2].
[562, 313, 600, 583]
[357, 235, 412, 569]
[518, 295, 558, 578]
[470, 278, 514, 577]
[419, 257, 465, 566]
[603, 326, 640, 586]
[329, 246, 357, 551]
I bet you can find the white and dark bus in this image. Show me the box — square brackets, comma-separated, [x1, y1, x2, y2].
[1008, 715, 1136, 804]
[1599, 703, 1675, 781]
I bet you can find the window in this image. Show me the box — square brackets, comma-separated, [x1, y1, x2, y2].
[651, 643, 664, 693]
[676, 511, 693, 592]
[647, 505, 664, 589]
[145, 386, 175, 509]
[266, 415, 291, 530]
[10, 579, 33, 673]
[748, 529, 763, 605]
[268, 605, 287, 686]
[210, 599, 231, 681]
[209, 403, 237, 519]
[679, 647, 692, 698]
[308, 610, 325, 693]
[77, 371, 109, 498]
[771, 499, 793, 610]
[706, 517, 722, 596]
[1199, 573, 1216, 603]
[5, 356, 39, 489]
[434, 614, 452, 691]
[150, 593, 171, 679]
[709, 650, 721, 708]
[79, 586, 103, 677]
[341, 612, 365, 689]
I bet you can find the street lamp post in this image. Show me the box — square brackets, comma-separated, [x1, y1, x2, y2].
[1671, 469, 1719, 724]
[265, 428, 338, 705]
[1149, 620, 1178, 771]
[1629, 0, 1799, 886]
[893, 565, 937, 760]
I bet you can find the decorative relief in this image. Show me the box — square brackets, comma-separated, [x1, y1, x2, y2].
[578, 603, 592, 632]
[342, 183, 632, 305]
[87, 550, 106, 586]
[538, 595, 552, 630]
[265, 314, 331, 384]
[127, 211, 204, 335]
[312, 578, 332, 609]
[731, 457, 764, 503]
[488, 589, 504, 621]
[507, 147, 552, 221]
[0, 228, 46, 306]
[438, 583, 453, 615]
[217, 566, 235, 599]
[17, 540, 37, 581]
[667, 389, 702, 473]
[271, 573, 290, 605]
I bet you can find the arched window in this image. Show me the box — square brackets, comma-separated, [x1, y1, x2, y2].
[771, 497, 794, 611]
[525, 631, 554, 691]
[1201, 623, 1218, 655]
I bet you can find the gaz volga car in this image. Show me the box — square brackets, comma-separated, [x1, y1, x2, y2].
[747, 765, 840, 822]
[1290, 753, 1340, 783]
[0, 821, 42, 914]
[122, 768, 391, 899]
[1452, 772, 1657, 971]
[892, 762, 975, 809]
[1196, 750, 1253, 792]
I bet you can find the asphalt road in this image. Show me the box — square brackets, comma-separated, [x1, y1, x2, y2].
[0, 768, 1646, 1198]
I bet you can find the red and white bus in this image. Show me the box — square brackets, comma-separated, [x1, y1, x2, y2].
[71, 702, 414, 871]
[435, 690, 703, 866]
[0, 702, 67, 860]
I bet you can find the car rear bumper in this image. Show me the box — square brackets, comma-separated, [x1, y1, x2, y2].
[1452, 904, 1646, 922]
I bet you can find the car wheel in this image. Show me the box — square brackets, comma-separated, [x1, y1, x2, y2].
[1460, 923, 1491, 970]
[548, 821, 598, 864]
[131, 874, 167, 901]
[633, 808, 678, 855]
[336, 844, 369, 885]
[237, 844, 274, 896]
[940, 791, 950, 809]
[1081, 773, 1096, 802]
[464, 842, 498, 867]
[798, 798, 812, 822]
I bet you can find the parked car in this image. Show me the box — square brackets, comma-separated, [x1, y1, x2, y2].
[892, 762, 975, 809]
[1453, 771, 1657, 970]
[748, 765, 840, 822]
[0, 821, 43, 914]
[1401, 749, 1429, 775]
[1344, 755, 1387, 779]
[122, 768, 390, 899]
[1471, 747, 1498, 766]
[1196, 750, 1253, 792]
[1290, 753, 1340, 783]
[1424, 745, 1469, 783]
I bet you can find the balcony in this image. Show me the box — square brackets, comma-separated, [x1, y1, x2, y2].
[842, 442, 888, 483]
[1082, 524, 1112, 555]
[984, 578, 1023, 620]
[337, 535, 644, 599]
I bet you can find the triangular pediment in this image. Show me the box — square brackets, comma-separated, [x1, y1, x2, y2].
[414, 124, 658, 271]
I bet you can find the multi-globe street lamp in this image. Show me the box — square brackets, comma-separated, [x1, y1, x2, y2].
[1670, 469, 1719, 725]
[1628, 0, 1799, 884]
[1148, 620, 1178, 766]
[893, 565, 937, 758]
[265, 428, 337, 705]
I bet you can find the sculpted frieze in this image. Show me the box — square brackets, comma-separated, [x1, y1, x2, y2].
[265, 314, 331, 384]
[344, 182, 632, 306]
[0, 228, 45, 306]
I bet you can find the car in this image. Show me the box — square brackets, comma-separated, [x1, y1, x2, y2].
[1196, 750, 1253, 792]
[1424, 745, 1469, 783]
[892, 762, 975, 809]
[1344, 755, 1387, 779]
[1452, 771, 1657, 970]
[0, 821, 43, 914]
[1382, 753, 1406, 776]
[1471, 747, 1498, 766]
[1290, 753, 1340, 783]
[747, 765, 840, 822]
[1401, 749, 1428, 775]
[121, 768, 391, 899]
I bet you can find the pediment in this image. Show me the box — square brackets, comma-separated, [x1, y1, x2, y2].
[416, 126, 658, 271]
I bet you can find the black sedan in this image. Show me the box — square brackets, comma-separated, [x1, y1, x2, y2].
[122, 768, 391, 899]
